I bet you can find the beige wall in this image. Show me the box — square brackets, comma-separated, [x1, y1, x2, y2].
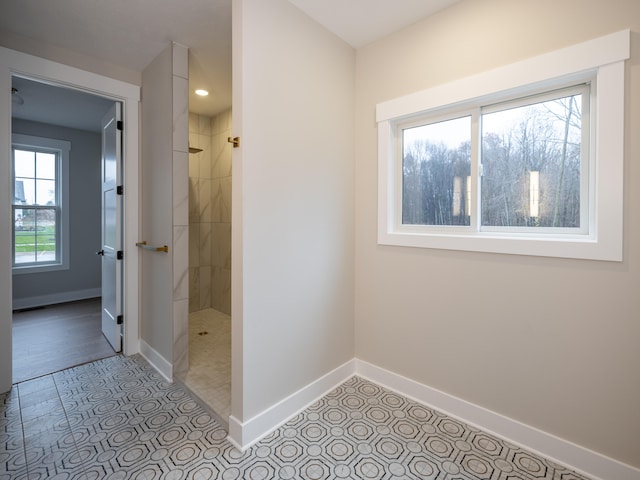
[189, 109, 232, 315]
[354, 0, 640, 467]
[233, 0, 355, 422]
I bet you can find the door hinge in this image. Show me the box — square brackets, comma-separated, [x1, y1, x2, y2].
[117, 120, 123, 131]
[117, 250, 124, 260]
[117, 315, 124, 325]
[117, 185, 123, 195]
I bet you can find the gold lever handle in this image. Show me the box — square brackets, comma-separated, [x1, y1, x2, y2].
[136, 241, 169, 253]
[227, 136, 240, 148]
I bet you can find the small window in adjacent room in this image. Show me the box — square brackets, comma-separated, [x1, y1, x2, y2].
[11, 134, 70, 273]
[377, 30, 629, 261]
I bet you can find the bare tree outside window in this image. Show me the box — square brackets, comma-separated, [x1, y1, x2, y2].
[401, 91, 584, 231]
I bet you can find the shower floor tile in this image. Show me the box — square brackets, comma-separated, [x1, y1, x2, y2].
[181, 308, 231, 422]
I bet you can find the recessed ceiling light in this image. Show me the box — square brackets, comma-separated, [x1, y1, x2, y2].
[195, 89, 209, 96]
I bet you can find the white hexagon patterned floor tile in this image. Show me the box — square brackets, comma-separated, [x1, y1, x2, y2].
[0, 355, 593, 480]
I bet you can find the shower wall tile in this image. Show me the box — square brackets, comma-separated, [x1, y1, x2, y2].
[198, 135, 212, 179]
[189, 151, 199, 178]
[212, 108, 232, 135]
[211, 179, 222, 223]
[198, 115, 211, 135]
[173, 151, 189, 226]
[212, 266, 232, 315]
[189, 177, 199, 224]
[189, 113, 199, 134]
[198, 178, 212, 223]
[199, 223, 212, 266]
[189, 224, 200, 268]
[173, 225, 189, 301]
[173, 298, 189, 377]
[172, 76, 189, 153]
[199, 266, 212, 310]
[172, 43, 188, 79]
[220, 176, 232, 224]
[190, 110, 230, 315]
[212, 223, 231, 269]
[211, 132, 228, 180]
[189, 267, 200, 313]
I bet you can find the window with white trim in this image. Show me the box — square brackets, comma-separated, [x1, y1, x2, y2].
[11, 134, 70, 273]
[377, 30, 629, 261]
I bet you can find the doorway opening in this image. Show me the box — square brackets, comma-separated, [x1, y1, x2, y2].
[10, 76, 119, 383]
[177, 109, 232, 424]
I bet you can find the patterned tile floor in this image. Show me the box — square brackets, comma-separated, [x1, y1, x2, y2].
[1, 355, 591, 480]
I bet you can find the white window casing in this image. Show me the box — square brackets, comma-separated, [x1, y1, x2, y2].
[377, 29, 630, 261]
[11, 133, 70, 274]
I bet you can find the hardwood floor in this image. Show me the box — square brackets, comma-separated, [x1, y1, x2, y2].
[12, 298, 116, 383]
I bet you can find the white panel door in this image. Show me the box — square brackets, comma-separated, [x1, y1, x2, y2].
[100, 102, 122, 352]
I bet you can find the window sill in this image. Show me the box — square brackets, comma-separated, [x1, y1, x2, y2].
[13, 263, 69, 275]
[379, 229, 620, 262]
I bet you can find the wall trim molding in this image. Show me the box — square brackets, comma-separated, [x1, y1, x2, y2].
[12, 288, 101, 310]
[355, 359, 640, 480]
[219, 356, 639, 479]
[139, 340, 173, 383]
[227, 359, 356, 451]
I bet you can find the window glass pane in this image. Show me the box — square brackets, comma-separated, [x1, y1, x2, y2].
[36, 209, 57, 262]
[402, 116, 471, 225]
[36, 152, 56, 180]
[481, 93, 583, 228]
[35, 179, 56, 205]
[14, 208, 36, 264]
[13, 207, 58, 265]
[14, 178, 34, 204]
[14, 150, 34, 177]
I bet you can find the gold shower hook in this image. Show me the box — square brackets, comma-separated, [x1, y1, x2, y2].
[227, 136, 240, 148]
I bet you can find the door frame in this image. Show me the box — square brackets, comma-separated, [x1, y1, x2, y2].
[0, 47, 141, 392]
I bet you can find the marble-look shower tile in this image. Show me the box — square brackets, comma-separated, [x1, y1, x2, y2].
[199, 178, 212, 223]
[172, 75, 189, 153]
[220, 176, 232, 224]
[212, 267, 232, 316]
[173, 225, 189, 301]
[189, 151, 199, 178]
[212, 223, 231, 269]
[211, 132, 227, 180]
[189, 177, 200, 224]
[198, 115, 211, 135]
[173, 299, 189, 379]
[172, 43, 188, 79]
[173, 151, 189, 226]
[211, 179, 222, 223]
[211, 108, 232, 135]
[189, 113, 199, 134]
[189, 131, 199, 150]
[219, 135, 233, 179]
[200, 223, 212, 267]
[198, 134, 212, 179]
[189, 224, 200, 268]
[189, 267, 200, 313]
[199, 266, 212, 310]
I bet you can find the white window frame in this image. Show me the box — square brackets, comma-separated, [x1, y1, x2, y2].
[11, 134, 70, 274]
[377, 30, 630, 261]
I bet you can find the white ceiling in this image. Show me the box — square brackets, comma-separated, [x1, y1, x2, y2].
[1, 0, 460, 126]
[289, 0, 460, 48]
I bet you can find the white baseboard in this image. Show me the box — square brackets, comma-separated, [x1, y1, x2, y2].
[227, 359, 356, 451]
[355, 359, 640, 480]
[12, 288, 101, 310]
[139, 339, 173, 383]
